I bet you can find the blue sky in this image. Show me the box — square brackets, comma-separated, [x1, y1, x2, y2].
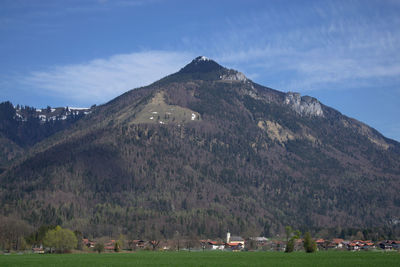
[1, 0, 399, 141]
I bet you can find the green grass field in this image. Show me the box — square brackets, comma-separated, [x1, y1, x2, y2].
[0, 251, 399, 267]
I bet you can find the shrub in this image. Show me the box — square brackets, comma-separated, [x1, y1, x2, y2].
[94, 243, 105, 253]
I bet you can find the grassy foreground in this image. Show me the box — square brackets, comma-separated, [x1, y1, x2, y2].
[0, 251, 399, 267]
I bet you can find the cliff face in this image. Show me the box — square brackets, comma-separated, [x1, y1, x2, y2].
[284, 92, 324, 117]
[0, 57, 399, 238]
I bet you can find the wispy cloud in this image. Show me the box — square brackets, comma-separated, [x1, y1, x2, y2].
[206, 1, 400, 93]
[8, 1, 400, 105]
[20, 51, 193, 105]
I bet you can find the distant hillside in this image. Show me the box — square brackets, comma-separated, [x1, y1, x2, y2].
[0, 101, 90, 172]
[1, 57, 399, 239]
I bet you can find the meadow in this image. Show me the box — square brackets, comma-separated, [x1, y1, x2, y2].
[1, 251, 400, 267]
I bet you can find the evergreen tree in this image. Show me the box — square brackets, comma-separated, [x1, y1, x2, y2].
[286, 239, 295, 253]
[114, 241, 121, 252]
[303, 232, 317, 253]
[285, 226, 301, 253]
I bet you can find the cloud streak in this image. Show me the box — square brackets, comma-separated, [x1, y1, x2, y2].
[6, 1, 400, 107]
[20, 51, 193, 106]
[207, 1, 400, 93]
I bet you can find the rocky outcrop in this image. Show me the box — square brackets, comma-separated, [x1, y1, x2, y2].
[284, 92, 323, 117]
[220, 71, 247, 82]
[257, 120, 295, 144]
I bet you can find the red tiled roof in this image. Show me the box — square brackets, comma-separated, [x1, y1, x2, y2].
[226, 242, 243, 246]
[105, 240, 116, 246]
[208, 241, 225, 245]
[332, 238, 344, 244]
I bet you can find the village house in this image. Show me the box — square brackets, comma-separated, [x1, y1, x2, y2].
[263, 240, 285, 251]
[32, 246, 44, 254]
[379, 241, 392, 250]
[225, 232, 245, 250]
[315, 238, 326, 250]
[249, 236, 268, 246]
[379, 240, 400, 250]
[82, 238, 96, 248]
[361, 241, 375, 250]
[347, 240, 375, 251]
[331, 238, 344, 249]
[128, 239, 145, 250]
[294, 238, 304, 251]
[393, 241, 400, 250]
[206, 240, 225, 250]
[104, 240, 116, 250]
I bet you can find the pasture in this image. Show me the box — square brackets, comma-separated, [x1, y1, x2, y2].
[0, 250, 399, 267]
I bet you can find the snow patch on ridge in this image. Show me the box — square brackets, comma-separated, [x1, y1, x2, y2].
[69, 107, 90, 110]
[197, 56, 210, 61]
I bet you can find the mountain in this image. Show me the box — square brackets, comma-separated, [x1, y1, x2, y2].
[1, 56, 399, 239]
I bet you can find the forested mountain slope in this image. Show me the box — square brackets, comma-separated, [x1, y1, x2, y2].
[1, 57, 399, 239]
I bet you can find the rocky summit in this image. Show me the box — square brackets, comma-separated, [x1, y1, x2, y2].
[0, 57, 399, 239]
